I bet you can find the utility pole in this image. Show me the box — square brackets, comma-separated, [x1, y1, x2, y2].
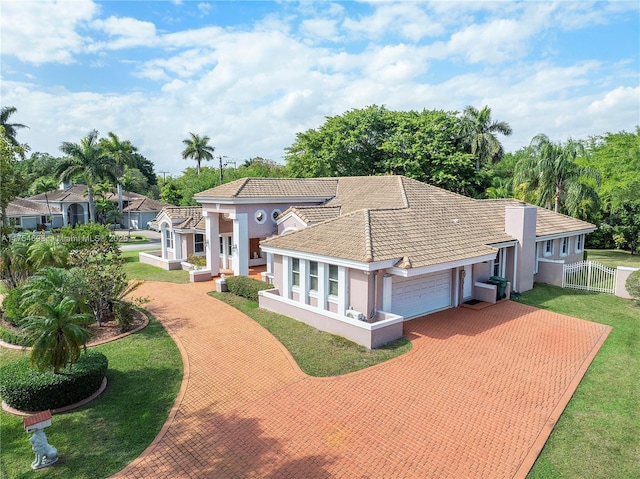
[217, 155, 228, 185]
[159, 170, 170, 182]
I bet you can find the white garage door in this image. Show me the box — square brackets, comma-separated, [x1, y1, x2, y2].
[391, 270, 452, 319]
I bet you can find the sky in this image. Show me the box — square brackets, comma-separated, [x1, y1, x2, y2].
[1, 0, 639, 178]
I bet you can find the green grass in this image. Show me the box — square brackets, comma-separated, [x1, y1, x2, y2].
[0, 312, 183, 479]
[518, 284, 639, 479]
[121, 250, 190, 284]
[586, 249, 640, 269]
[209, 291, 412, 376]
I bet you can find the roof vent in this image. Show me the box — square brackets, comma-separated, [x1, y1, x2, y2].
[453, 219, 459, 225]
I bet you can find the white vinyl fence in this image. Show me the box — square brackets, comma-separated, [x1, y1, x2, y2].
[562, 261, 617, 294]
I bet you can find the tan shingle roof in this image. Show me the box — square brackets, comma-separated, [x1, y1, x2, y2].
[158, 206, 205, 230]
[195, 177, 338, 199]
[260, 175, 594, 268]
[281, 206, 342, 224]
[29, 184, 87, 203]
[7, 198, 62, 216]
[123, 197, 171, 213]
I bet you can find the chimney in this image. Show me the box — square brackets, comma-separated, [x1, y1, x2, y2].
[504, 204, 537, 292]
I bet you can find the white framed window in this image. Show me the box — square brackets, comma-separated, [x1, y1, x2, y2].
[328, 265, 339, 297]
[493, 250, 502, 277]
[165, 230, 173, 249]
[254, 209, 266, 224]
[575, 234, 584, 253]
[309, 261, 319, 292]
[271, 209, 282, 223]
[194, 233, 205, 253]
[560, 237, 569, 256]
[544, 240, 554, 256]
[291, 258, 300, 287]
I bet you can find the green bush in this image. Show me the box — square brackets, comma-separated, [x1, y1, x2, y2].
[225, 276, 273, 302]
[1, 286, 25, 325]
[0, 325, 31, 346]
[113, 301, 138, 332]
[625, 270, 640, 301]
[58, 223, 115, 251]
[0, 350, 108, 412]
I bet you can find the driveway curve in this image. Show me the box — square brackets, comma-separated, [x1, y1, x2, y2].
[112, 281, 610, 479]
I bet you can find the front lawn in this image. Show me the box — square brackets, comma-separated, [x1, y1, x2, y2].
[586, 248, 640, 269]
[121, 250, 190, 284]
[520, 284, 639, 479]
[209, 291, 412, 376]
[0, 313, 183, 478]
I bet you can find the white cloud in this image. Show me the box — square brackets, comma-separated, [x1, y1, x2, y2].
[90, 16, 158, 50]
[0, 0, 98, 65]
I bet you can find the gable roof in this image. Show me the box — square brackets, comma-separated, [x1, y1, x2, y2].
[29, 184, 88, 203]
[6, 198, 62, 216]
[194, 177, 338, 200]
[123, 196, 171, 213]
[157, 206, 205, 230]
[279, 206, 342, 224]
[257, 176, 595, 269]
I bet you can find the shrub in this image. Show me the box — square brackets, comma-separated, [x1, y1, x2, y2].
[1, 285, 25, 325]
[225, 276, 272, 302]
[113, 301, 138, 332]
[0, 325, 31, 346]
[625, 270, 640, 301]
[0, 350, 108, 412]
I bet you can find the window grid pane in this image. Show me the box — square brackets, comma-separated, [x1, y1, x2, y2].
[329, 265, 339, 296]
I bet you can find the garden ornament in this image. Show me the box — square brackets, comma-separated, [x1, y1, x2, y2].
[23, 410, 59, 470]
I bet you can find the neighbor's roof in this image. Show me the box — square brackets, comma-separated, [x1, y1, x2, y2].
[29, 184, 87, 203]
[194, 177, 338, 199]
[7, 198, 62, 216]
[260, 175, 595, 269]
[123, 197, 171, 213]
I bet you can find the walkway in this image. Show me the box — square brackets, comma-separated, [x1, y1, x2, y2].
[112, 282, 610, 479]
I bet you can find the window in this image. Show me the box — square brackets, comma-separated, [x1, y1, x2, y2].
[271, 209, 282, 223]
[575, 235, 584, 253]
[219, 236, 223, 253]
[292, 258, 300, 287]
[165, 230, 173, 249]
[309, 261, 318, 291]
[194, 233, 205, 253]
[544, 240, 554, 256]
[228, 236, 233, 254]
[329, 265, 339, 296]
[560, 237, 569, 256]
[254, 209, 266, 224]
[41, 216, 48, 224]
[493, 250, 501, 277]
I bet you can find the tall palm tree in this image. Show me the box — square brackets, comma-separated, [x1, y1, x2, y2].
[182, 132, 215, 175]
[99, 132, 137, 216]
[30, 177, 59, 224]
[57, 130, 117, 223]
[514, 134, 601, 216]
[0, 106, 28, 147]
[459, 105, 513, 170]
[21, 296, 93, 373]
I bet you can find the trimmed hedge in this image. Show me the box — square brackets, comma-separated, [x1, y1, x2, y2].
[0, 350, 108, 412]
[225, 276, 273, 302]
[1, 286, 25, 325]
[0, 325, 31, 347]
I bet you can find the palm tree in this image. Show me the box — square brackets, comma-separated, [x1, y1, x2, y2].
[27, 241, 68, 270]
[21, 296, 93, 373]
[0, 106, 28, 147]
[182, 132, 215, 175]
[119, 170, 143, 236]
[459, 105, 513, 171]
[57, 130, 117, 223]
[99, 132, 137, 216]
[514, 134, 600, 216]
[30, 177, 59, 224]
[21, 267, 84, 315]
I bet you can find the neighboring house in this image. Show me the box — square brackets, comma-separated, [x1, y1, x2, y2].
[145, 176, 595, 348]
[29, 183, 169, 229]
[4, 198, 64, 230]
[29, 184, 90, 226]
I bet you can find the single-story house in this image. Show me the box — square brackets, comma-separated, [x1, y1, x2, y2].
[145, 176, 595, 348]
[4, 198, 64, 230]
[29, 183, 170, 229]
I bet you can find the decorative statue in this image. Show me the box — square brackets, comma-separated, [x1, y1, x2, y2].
[29, 429, 58, 470]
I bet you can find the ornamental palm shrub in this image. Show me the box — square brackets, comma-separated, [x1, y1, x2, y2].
[21, 296, 93, 373]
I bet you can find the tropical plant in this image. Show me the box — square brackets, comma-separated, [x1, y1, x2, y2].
[626, 270, 640, 301]
[119, 169, 145, 234]
[57, 129, 118, 223]
[20, 296, 93, 373]
[20, 267, 85, 316]
[0, 235, 32, 288]
[27, 240, 68, 270]
[514, 134, 601, 217]
[0, 106, 28, 147]
[0, 127, 28, 240]
[459, 105, 513, 171]
[99, 132, 138, 215]
[182, 132, 215, 175]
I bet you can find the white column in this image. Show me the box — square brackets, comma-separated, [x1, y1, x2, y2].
[232, 213, 249, 276]
[318, 263, 328, 310]
[204, 212, 220, 276]
[83, 205, 89, 224]
[282, 256, 291, 299]
[61, 203, 68, 226]
[300, 260, 309, 304]
[382, 274, 393, 311]
[338, 266, 348, 314]
[161, 225, 168, 259]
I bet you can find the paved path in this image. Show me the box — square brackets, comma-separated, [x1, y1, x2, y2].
[112, 282, 610, 479]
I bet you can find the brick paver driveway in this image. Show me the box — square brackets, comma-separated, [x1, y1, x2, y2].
[113, 281, 610, 479]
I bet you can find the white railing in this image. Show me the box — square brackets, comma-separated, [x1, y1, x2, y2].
[562, 261, 617, 294]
